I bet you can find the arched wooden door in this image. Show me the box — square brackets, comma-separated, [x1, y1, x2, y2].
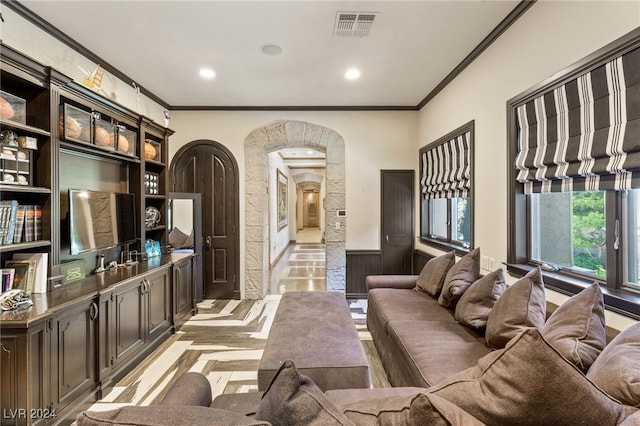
[170, 140, 240, 299]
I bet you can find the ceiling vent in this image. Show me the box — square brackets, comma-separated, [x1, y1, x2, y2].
[334, 12, 377, 37]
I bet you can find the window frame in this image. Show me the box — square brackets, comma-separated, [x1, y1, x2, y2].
[507, 28, 640, 319]
[419, 120, 475, 255]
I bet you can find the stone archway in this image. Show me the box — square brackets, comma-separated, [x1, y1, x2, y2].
[244, 120, 346, 299]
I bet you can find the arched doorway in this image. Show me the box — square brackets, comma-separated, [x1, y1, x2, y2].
[244, 120, 346, 299]
[170, 140, 240, 299]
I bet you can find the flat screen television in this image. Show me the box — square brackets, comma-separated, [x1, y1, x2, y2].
[69, 189, 137, 255]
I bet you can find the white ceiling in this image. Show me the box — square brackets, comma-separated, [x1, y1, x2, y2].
[16, 0, 522, 109]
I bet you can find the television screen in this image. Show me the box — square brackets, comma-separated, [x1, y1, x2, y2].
[69, 189, 137, 255]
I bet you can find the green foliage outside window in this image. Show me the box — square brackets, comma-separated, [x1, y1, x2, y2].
[572, 192, 606, 276]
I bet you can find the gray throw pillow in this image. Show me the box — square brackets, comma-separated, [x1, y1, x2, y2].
[255, 360, 355, 426]
[454, 268, 507, 329]
[168, 227, 189, 248]
[76, 406, 269, 426]
[587, 321, 640, 407]
[438, 247, 480, 309]
[429, 328, 629, 426]
[342, 392, 485, 425]
[541, 282, 606, 372]
[485, 267, 546, 349]
[415, 251, 455, 296]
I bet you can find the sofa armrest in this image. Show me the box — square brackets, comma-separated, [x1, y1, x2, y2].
[159, 372, 212, 407]
[366, 275, 419, 291]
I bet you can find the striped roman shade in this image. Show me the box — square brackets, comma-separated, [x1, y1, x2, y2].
[515, 46, 640, 193]
[421, 131, 471, 199]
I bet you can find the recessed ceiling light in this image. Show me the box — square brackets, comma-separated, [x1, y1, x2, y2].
[345, 68, 361, 80]
[307, 150, 314, 155]
[261, 43, 284, 56]
[199, 68, 216, 79]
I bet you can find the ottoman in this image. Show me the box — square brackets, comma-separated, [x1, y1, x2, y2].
[257, 291, 371, 391]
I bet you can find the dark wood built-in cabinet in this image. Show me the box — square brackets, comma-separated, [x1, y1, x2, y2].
[0, 45, 196, 425]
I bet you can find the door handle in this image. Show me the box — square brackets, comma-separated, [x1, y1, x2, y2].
[205, 236, 212, 248]
[385, 235, 389, 243]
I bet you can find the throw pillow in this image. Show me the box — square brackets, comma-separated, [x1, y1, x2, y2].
[168, 227, 189, 248]
[255, 359, 355, 426]
[341, 392, 484, 426]
[438, 247, 480, 309]
[415, 251, 456, 296]
[541, 282, 606, 372]
[428, 328, 629, 426]
[183, 229, 195, 248]
[76, 406, 269, 426]
[454, 268, 507, 329]
[587, 321, 640, 407]
[485, 267, 546, 349]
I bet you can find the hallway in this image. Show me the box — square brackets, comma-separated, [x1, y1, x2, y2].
[268, 228, 326, 294]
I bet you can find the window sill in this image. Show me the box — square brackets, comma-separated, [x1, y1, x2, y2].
[506, 263, 640, 320]
[418, 237, 470, 257]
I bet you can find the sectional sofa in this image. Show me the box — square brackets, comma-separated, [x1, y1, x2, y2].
[76, 248, 640, 425]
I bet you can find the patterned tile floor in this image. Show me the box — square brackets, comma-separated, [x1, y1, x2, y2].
[83, 235, 389, 416]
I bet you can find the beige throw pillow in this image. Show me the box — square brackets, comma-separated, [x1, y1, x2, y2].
[541, 282, 606, 372]
[485, 267, 546, 349]
[438, 248, 480, 309]
[429, 328, 629, 426]
[454, 268, 507, 329]
[415, 251, 455, 296]
[587, 321, 640, 407]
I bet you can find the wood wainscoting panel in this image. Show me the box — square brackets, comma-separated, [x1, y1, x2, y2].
[346, 250, 382, 299]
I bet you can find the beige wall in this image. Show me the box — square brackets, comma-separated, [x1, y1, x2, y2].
[416, 0, 640, 331]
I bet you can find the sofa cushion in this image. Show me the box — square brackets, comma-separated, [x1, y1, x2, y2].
[368, 288, 456, 326]
[541, 282, 606, 372]
[415, 251, 455, 296]
[587, 321, 640, 407]
[255, 360, 354, 426]
[428, 328, 629, 426]
[454, 268, 506, 329]
[158, 372, 212, 407]
[387, 319, 491, 387]
[438, 247, 480, 309]
[326, 387, 428, 410]
[485, 267, 546, 349]
[341, 392, 485, 426]
[76, 406, 269, 426]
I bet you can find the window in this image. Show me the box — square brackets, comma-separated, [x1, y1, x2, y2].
[420, 121, 474, 253]
[508, 31, 640, 317]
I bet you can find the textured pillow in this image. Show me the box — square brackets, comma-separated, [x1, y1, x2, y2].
[438, 247, 480, 309]
[587, 321, 640, 407]
[485, 267, 546, 349]
[255, 360, 355, 426]
[541, 282, 606, 372]
[342, 392, 485, 425]
[454, 268, 507, 329]
[183, 229, 195, 248]
[429, 328, 629, 426]
[168, 227, 189, 248]
[76, 406, 269, 426]
[415, 251, 455, 296]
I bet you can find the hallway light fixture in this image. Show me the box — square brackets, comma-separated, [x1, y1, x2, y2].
[199, 68, 216, 79]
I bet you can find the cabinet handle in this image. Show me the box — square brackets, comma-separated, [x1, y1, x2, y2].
[1, 344, 9, 353]
[89, 302, 98, 321]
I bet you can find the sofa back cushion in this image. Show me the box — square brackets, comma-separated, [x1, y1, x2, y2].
[587, 321, 640, 407]
[485, 267, 546, 349]
[454, 268, 506, 329]
[438, 248, 480, 309]
[541, 282, 606, 372]
[428, 328, 629, 426]
[415, 251, 455, 296]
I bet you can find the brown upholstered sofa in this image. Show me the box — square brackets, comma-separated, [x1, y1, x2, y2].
[77, 249, 640, 424]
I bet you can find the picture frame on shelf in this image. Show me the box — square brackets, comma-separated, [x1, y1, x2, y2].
[4, 259, 35, 294]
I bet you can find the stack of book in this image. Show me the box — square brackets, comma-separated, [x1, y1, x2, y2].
[0, 201, 42, 245]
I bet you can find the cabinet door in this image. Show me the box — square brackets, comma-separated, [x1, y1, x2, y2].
[50, 299, 97, 411]
[97, 292, 115, 389]
[173, 259, 193, 330]
[1, 335, 19, 426]
[145, 269, 171, 343]
[114, 281, 145, 364]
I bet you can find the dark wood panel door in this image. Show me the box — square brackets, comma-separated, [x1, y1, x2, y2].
[171, 141, 240, 299]
[381, 170, 414, 274]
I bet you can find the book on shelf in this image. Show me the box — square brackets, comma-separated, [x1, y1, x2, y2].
[0, 269, 15, 292]
[12, 253, 47, 294]
[4, 259, 35, 294]
[0, 200, 17, 245]
[12, 205, 26, 244]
